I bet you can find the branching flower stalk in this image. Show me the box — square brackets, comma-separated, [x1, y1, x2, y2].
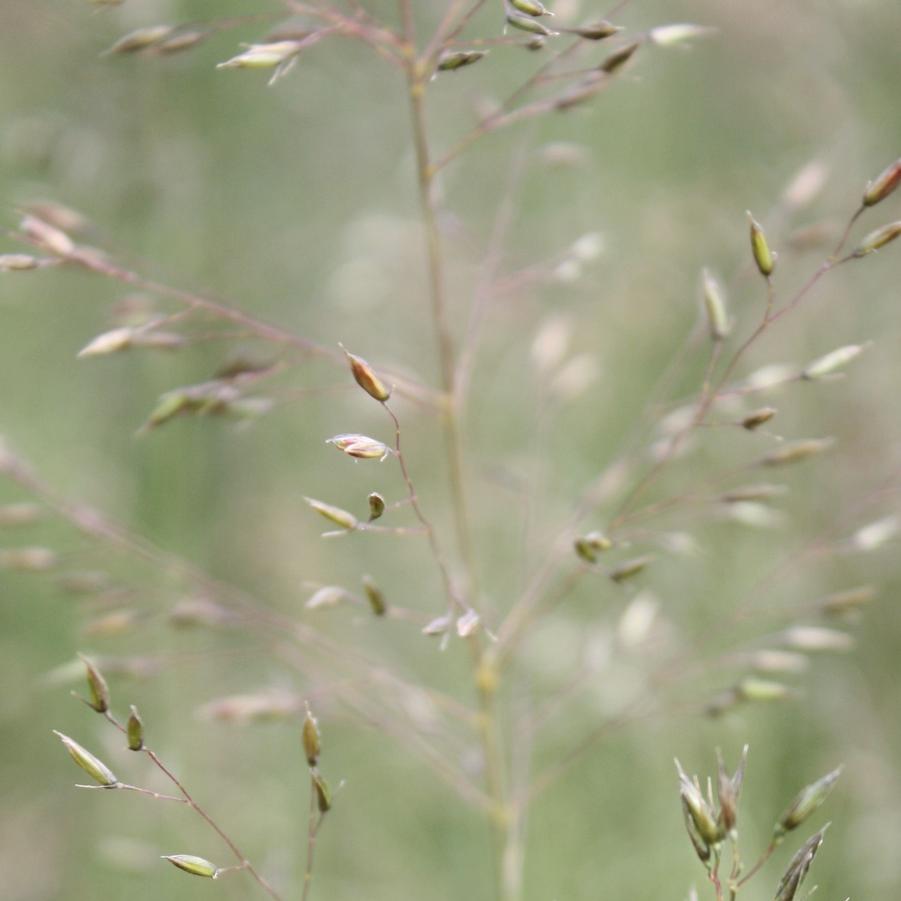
[5, 3, 899, 901]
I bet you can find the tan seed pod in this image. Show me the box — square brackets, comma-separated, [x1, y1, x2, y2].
[819, 585, 876, 617]
[0, 254, 40, 271]
[863, 158, 901, 207]
[0, 502, 42, 526]
[340, 346, 391, 402]
[302, 705, 321, 767]
[19, 215, 75, 256]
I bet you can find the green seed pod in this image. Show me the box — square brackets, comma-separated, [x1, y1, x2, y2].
[313, 772, 332, 813]
[341, 346, 391, 402]
[438, 50, 488, 71]
[367, 492, 385, 522]
[362, 575, 387, 616]
[304, 497, 358, 530]
[701, 268, 731, 340]
[127, 705, 144, 751]
[506, 13, 557, 36]
[79, 654, 110, 713]
[741, 406, 777, 430]
[801, 343, 867, 380]
[609, 555, 652, 583]
[747, 211, 775, 276]
[104, 26, 174, 55]
[599, 41, 640, 73]
[161, 854, 220, 878]
[852, 221, 901, 257]
[776, 767, 842, 836]
[774, 829, 827, 901]
[675, 761, 722, 846]
[216, 40, 305, 71]
[302, 706, 321, 767]
[509, 0, 552, 16]
[53, 731, 117, 786]
[863, 158, 901, 207]
[736, 677, 790, 702]
[571, 20, 621, 40]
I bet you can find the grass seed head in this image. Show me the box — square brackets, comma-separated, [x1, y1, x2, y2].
[127, 705, 144, 751]
[863, 158, 901, 207]
[161, 855, 220, 878]
[53, 731, 117, 786]
[852, 221, 901, 257]
[362, 575, 388, 616]
[341, 346, 391, 402]
[302, 704, 321, 767]
[747, 211, 776, 276]
[78, 654, 110, 713]
[776, 767, 842, 835]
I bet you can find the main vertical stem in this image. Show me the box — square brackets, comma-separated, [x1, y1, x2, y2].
[398, 5, 510, 900]
[400, 3, 477, 597]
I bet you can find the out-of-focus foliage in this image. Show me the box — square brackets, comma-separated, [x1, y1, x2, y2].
[0, 1, 899, 900]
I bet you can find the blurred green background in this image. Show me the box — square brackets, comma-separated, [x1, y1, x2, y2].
[1, 1, 899, 899]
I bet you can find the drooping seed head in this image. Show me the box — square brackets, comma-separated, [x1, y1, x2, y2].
[747, 211, 776, 276]
[161, 855, 220, 879]
[53, 731, 117, 786]
[776, 767, 842, 835]
[863, 158, 901, 207]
